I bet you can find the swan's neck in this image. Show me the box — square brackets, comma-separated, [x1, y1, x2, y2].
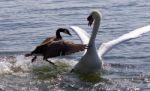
[88, 16, 100, 47]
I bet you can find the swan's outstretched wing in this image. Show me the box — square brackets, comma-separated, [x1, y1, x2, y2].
[70, 26, 90, 44]
[98, 25, 150, 58]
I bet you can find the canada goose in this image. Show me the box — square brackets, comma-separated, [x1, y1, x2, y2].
[25, 28, 87, 65]
[70, 10, 150, 74]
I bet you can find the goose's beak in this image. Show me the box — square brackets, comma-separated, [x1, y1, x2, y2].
[87, 15, 94, 26]
[67, 31, 72, 36]
[64, 29, 72, 36]
[66, 31, 72, 36]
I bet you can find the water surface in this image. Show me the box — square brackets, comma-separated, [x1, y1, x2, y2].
[0, 0, 150, 90]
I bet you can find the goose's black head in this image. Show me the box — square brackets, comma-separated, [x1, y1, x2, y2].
[56, 28, 72, 39]
[87, 14, 94, 26]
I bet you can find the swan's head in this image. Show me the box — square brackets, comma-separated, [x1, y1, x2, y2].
[57, 28, 72, 36]
[87, 14, 93, 26]
[87, 10, 102, 26]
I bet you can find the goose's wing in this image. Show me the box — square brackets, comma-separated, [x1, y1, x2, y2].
[98, 25, 150, 58]
[45, 40, 86, 57]
[62, 41, 87, 54]
[70, 26, 90, 44]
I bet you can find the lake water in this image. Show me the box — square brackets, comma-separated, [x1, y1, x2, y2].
[0, 0, 150, 91]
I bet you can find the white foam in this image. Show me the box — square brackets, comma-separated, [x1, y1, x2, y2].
[0, 55, 79, 74]
[0, 61, 13, 74]
[14, 55, 33, 71]
[0, 55, 33, 74]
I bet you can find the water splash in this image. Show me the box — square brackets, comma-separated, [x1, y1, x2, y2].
[0, 55, 78, 75]
[14, 55, 33, 71]
[0, 61, 13, 74]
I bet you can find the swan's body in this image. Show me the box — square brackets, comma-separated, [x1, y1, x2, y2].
[71, 10, 150, 74]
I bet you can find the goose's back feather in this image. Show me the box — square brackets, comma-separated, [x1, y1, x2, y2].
[39, 37, 61, 46]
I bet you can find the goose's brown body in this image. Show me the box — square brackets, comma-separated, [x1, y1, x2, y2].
[25, 28, 86, 65]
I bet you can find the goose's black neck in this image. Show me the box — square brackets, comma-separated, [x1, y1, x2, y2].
[56, 29, 63, 39]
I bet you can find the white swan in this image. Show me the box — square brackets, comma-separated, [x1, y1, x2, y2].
[71, 10, 150, 74]
[72, 10, 102, 74]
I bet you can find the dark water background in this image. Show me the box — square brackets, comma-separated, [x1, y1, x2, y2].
[0, 0, 150, 91]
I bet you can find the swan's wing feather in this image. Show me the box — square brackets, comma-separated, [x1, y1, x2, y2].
[98, 25, 150, 58]
[70, 26, 90, 44]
